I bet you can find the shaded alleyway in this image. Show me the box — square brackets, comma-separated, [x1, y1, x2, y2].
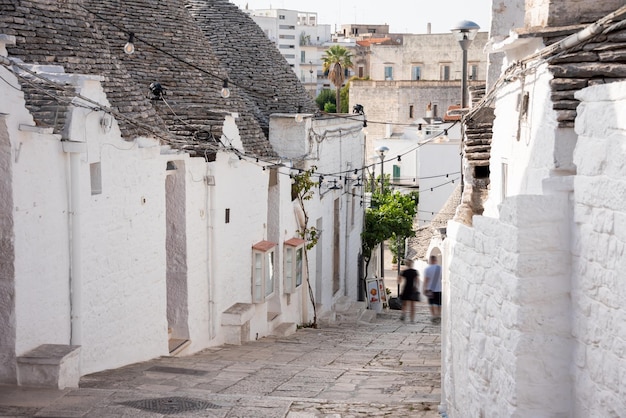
[0, 307, 440, 417]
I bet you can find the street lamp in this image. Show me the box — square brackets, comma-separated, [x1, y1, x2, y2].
[450, 20, 480, 109]
[375, 145, 389, 278]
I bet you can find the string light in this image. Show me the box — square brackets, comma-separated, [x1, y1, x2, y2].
[220, 80, 230, 99]
[124, 32, 135, 54]
[3, 47, 462, 187]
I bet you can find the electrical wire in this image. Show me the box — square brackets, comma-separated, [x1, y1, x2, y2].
[78, 4, 279, 102]
[2, 56, 460, 183]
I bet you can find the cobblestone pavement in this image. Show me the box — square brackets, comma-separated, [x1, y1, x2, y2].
[0, 305, 441, 417]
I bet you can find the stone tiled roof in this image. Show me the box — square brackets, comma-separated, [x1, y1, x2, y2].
[1, 0, 317, 158]
[0, 0, 176, 144]
[515, 10, 626, 128]
[185, 0, 318, 136]
[19, 78, 72, 136]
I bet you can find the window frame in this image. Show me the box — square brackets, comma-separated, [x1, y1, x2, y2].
[252, 241, 277, 303]
[411, 65, 421, 81]
[440, 64, 450, 81]
[384, 66, 394, 80]
[284, 238, 305, 294]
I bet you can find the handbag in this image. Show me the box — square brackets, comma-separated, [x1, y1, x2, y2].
[411, 290, 420, 301]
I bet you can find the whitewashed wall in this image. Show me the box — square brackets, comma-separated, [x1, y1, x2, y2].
[3, 65, 170, 375]
[270, 115, 364, 311]
[1, 66, 72, 371]
[442, 77, 626, 418]
[484, 38, 578, 218]
[444, 192, 573, 417]
[2, 57, 364, 381]
[570, 81, 626, 416]
[417, 142, 461, 227]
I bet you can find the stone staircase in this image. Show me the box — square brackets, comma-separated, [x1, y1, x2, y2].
[319, 296, 378, 326]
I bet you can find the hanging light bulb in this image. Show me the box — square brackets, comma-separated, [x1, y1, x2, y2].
[124, 32, 135, 55]
[295, 105, 304, 123]
[221, 80, 230, 98]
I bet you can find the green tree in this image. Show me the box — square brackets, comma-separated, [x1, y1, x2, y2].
[315, 89, 335, 111]
[322, 45, 353, 113]
[361, 189, 418, 296]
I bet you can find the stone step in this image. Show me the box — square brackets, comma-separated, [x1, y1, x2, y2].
[168, 339, 191, 357]
[16, 344, 81, 389]
[272, 322, 296, 337]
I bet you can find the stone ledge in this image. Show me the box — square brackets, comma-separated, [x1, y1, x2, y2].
[17, 344, 80, 389]
[221, 302, 254, 326]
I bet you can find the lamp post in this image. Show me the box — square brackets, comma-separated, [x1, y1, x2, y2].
[375, 145, 389, 279]
[451, 20, 480, 109]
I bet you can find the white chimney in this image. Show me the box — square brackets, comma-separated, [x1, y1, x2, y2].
[427, 22, 431, 34]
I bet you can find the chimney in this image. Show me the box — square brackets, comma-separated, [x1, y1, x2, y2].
[427, 22, 431, 34]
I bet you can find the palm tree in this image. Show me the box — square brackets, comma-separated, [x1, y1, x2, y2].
[322, 45, 353, 113]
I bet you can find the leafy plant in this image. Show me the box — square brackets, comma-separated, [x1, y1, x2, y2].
[361, 189, 418, 295]
[323, 102, 337, 113]
[315, 89, 335, 111]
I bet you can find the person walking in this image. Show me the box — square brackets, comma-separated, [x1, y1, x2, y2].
[423, 255, 442, 324]
[398, 259, 419, 323]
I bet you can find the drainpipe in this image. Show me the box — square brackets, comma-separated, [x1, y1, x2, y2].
[62, 140, 87, 346]
[205, 164, 215, 340]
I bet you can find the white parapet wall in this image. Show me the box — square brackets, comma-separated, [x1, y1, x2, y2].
[443, 80, 626, 417]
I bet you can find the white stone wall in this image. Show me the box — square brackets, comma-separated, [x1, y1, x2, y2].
[445, 192, 573, 417]
[443, 78, 626, 418]
[3, 67, 170, 375]
[270, 115, 365, 310]
[483, 52, 575, 218]
[570, 81, 626, 416]
[2, 56, 365, 381]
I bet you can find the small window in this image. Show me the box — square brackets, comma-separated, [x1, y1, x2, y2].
[279, 15, 285, 20]
[470, 64, 478, 80]
[440, 65, 450, 80]
[90, 162, 102, 195]
[358, 66, 364, 78]
[393, 165, 401, 180]
[384, 66, 393, 80]
[411, 66, 421, 81]
[252, 241, 277, 302]
[284, 238, 305, 293]
[409, 105, 414, 118]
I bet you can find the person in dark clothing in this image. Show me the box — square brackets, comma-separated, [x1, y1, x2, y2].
[399, 259, 419, 323]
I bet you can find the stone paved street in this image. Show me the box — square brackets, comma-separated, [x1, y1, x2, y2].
[0, 305, 440, 417]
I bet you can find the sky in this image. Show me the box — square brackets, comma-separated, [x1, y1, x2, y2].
[229, 0, 492, 35]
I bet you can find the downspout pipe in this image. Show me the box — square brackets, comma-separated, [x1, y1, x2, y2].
[62, 140, 87, 346]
